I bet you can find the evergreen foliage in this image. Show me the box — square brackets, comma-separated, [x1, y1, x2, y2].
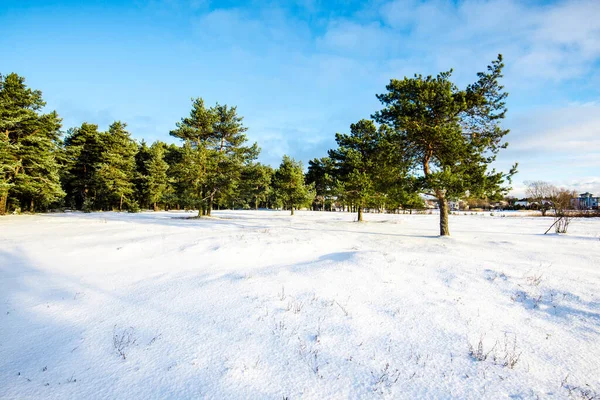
[63, 123, 104, 211]
[0, 73, 64, 213]
[273, 155, 315, 215]
[239, 163, 274, 210]
[169, 98, 258, 216]
[97, 121, 137, 211]
[373, 55, 517, 235]
[0, 63, 515, 227]
[134, 140, 152, 209]
[146, 141, 169, 211]
[306, 157, 336, 211]
[329, 119, 384, 222]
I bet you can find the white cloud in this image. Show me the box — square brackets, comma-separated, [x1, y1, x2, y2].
[509, 102, 600, 153]
[320, 0, 600, 85]
[316, 20, 395, 56]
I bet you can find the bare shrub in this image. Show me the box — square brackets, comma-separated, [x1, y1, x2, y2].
[562, 375, 600, 399]
[113, 326, 137, 360]
[278, 286, 286, 301]
[297, 338, 321, 377]
[468, 335, 495, 362]
[286, 299, 304, 314]
[372, 363, 401, 393]
[526, 273, 544, 286]
[494, 334, 522, 369]
[553, 188, 576, 234]
[469, 333, 522, 369]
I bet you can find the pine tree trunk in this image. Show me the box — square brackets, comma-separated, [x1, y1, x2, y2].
[0, 190, 8, 215]
[119, 194, 123, 211]
[153, 202, 157, 211]
[291, 207, 294, 216]
[438, 195, 450, 236]
[30, 198, 34, 213]
[207, 197, 213, 216]
[358, 207, 363, 222]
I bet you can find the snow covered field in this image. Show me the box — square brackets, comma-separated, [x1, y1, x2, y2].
[1, 210, 599, 399]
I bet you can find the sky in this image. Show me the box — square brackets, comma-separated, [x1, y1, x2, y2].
[2, 0, 599, 197]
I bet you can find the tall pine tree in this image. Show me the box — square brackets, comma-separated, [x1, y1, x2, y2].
[329, 119, 383, 222]
[374, 55, 517, 235]
[146, 141, 169, 211]
[97, 121, 137, 211]
[63, 123, 104, 211]
[0, 73, 64, 213]
[134, 140, 152, 209]
[205, 104, 258, 214]
[170, 98, 216, 216]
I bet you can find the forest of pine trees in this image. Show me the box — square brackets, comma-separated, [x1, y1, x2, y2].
[1, 56, 516, 235]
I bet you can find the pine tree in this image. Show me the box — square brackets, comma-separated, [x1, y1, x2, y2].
[0, 73, 64, 213]
[170, 99, 259, 215]
[0, 130, 17, 214]
[239, 163, 273, 210]
[170, 98, 216, 216]
[306, 157, 336, 211]
[97, 121, 137, 211]
[134, 140, 152, 209]
[63, 123, 104, 211]
[273, 155, 314, 216]
[162, 143, 183, 210]
[205, 104, 259, 214]
[13, 111, 65, 211]
[146, 141, 169, 211]
[329, 119, 383, 222]
[373, 55, 517, 235]
[171, 141, 207, 212]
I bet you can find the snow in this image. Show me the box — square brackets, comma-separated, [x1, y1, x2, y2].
[1, 210, 599, 399]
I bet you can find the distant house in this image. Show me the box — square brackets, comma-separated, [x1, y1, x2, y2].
[571, 192, 599, 210]
[515, 199, 529, 207]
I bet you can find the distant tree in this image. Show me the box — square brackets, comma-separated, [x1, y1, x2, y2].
[170, 141, 208, 212]
[0, 73, 64, 213]
[329, 119, 383, 222]
[0, 131, 16, 213]
[374, 55, 517, 235]
[170, 99, 258, 216]
[146, 141, 169, 211]
[525, 180, 553, 216]
[205, 104, 259, 214]
[360, 124, 416, 213]
[162, 143, 183, 209]
[97, 121, 138, 211]
[63, 123, 104, 211]
[170, 98, 217, 216]
[306, 157, 336, 211]
[239, 163, 273, 209]
[273, 155, 314, 215]
[134, 140, 152, 209]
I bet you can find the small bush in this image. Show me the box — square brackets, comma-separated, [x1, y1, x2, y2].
[113, 326, 137, 360]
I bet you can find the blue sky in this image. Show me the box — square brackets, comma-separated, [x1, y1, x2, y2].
[2, 0, 599, 196]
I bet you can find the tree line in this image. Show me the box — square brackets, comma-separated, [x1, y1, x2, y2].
[0, 73, 316, 217]
[1, 55, 517, 235]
